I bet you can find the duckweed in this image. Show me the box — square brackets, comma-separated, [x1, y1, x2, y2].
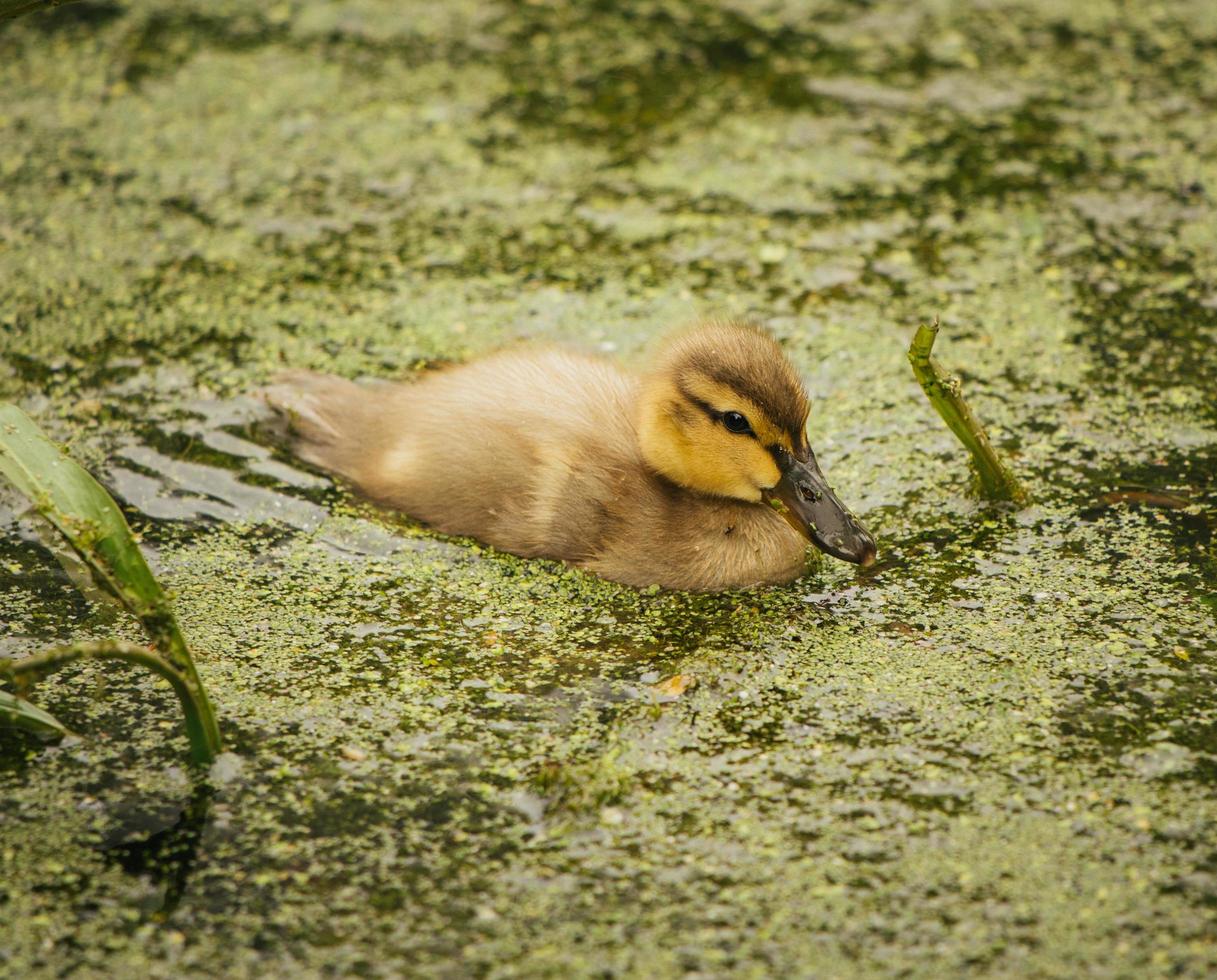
[1, 1, 1215, 976]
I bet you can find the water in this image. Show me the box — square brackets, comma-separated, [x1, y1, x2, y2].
[2, 0, 1216, 975]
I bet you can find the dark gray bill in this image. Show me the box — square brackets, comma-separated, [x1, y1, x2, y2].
[766, 450, 876, 566]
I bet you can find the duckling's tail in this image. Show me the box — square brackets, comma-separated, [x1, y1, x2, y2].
[258, 370, 385, 483]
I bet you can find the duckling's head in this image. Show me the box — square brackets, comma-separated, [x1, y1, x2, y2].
[637, 320, 876, 565]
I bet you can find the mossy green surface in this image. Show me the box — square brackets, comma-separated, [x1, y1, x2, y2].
[2, 1, 1216, 976]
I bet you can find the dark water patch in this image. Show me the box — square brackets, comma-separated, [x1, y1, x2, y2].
[1075, 442, 1217, 609]
[0, 137, 136, 201]
[1066, 203, 1217, 414]
[102, 783, 212, 918]
[0, 507, 103, 653]
[116, 10, 291, 87]
[824, 124, 1101, 233]
[1058, 650, 1217, 766]
[1050, 499, 1217, 768]
[905, 101, 1101, 208]
[0, 728, 53, 776]
[5, 327, 240, 404]
[713, 683, 796, 749]
[779, 692, 932, 758]
[1163, 851, 1217, 910]
[2, 350, 60, 389]
[837, 503, 1026, 608]
[482, 0, 1124, 154]
[487, 1, 857, 149]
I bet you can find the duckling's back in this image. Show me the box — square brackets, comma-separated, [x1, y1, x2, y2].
[263, 349, 642, 562]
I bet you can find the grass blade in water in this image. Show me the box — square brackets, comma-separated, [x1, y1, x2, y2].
[907, 321, 1028, 504]
[0, 403, 221, 764]
[0, 404, 172, 626]
[0, 689, 67, 738]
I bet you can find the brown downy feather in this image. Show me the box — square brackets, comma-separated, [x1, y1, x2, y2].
[259, 327, 814, 590]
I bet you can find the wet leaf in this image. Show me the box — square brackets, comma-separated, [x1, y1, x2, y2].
[0, 404, 167, 622]
[0, 689, 66, 738]
[0, 403, 221, 765]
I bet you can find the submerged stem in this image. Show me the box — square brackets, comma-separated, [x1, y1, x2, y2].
[2, 641, 221, 766]
[908, 320, 1028, 504]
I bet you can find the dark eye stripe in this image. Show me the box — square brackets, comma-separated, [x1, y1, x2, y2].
[677, 383, 758, 439]
[676, 383, 719, 422]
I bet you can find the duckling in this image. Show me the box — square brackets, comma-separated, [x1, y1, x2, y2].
[261, 320, 875, 591]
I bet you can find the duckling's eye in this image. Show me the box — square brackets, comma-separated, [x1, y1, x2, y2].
[721, 411, 752, 434]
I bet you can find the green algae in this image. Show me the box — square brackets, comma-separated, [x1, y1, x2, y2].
[2, 0, 1217, 976]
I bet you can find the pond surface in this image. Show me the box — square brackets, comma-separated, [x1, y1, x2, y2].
[2, 0, 1216, 975]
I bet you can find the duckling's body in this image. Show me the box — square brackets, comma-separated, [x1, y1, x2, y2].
[263, 321, 874, 591]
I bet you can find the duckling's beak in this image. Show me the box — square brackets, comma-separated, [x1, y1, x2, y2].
[766, 450, 877, 566]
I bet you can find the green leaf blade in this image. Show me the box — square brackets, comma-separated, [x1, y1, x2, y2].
[0, 689, 67, 738]
[0, 404, 166, 617]
[0, 403, 221, 765]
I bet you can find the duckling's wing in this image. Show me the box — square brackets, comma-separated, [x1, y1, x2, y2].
[260, 353, 640, 561]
